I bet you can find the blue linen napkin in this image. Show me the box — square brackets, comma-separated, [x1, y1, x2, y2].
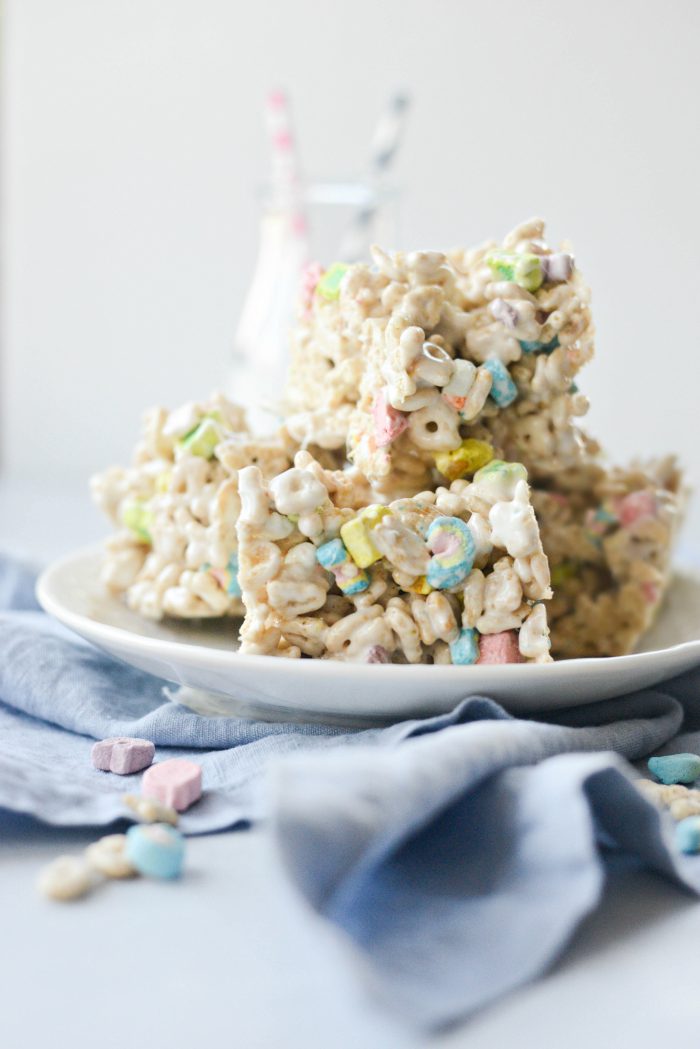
[2, 554, 700, 1028]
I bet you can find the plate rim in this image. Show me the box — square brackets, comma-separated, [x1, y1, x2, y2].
[36, 545, 700, 679]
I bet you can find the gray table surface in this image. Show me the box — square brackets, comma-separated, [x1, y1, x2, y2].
[2, 476, 699, 1049]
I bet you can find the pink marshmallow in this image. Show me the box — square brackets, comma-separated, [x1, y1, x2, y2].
[476, 631, 522, 665]
[618, 490, 657, 528]
[642, 581, 660, 605]
[372, 389, 409, 448]
[300, 261, 323, 317]
[142, 759, 202, 812]
[91, 737, 155, 775]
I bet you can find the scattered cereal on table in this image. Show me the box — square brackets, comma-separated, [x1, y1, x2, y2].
[123, 793, 179, 825]
[37, 856, 95, 902]
[85, 834, 137, 879]
[142, 758, 203, 812]
[125, 824, 186, 880]
[676, 817, 700, 855]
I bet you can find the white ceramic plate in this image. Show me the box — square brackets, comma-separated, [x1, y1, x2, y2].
[37, 547, 700, 726]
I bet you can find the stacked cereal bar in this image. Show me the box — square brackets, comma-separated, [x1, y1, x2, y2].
[92, 217, 685, 665]
[532, 456, 685, 657]
[91, 394, 292, 619]
[285, 218, 593, 497]
[235, 452, 552, 663]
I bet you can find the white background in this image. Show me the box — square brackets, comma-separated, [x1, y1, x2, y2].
[2, 0, 699, 536]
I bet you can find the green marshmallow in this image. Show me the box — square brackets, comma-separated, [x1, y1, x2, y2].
[180, 417, 221, 459]
[316, 262, 349, 301]
[121, 499, 153, 544]
[487, 252, 543, 293]
[474, 459, 528, 484]
[473, 459, 528, 502]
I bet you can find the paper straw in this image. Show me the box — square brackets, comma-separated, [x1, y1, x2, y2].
[339, 92, 411, 261]
[264, 88, 307, 238]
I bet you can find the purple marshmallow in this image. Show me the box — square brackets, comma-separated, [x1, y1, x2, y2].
[541, 253, 574, 283]
[490, 298, 520, 329]
[367, 645, 391, 664]
[91, 737, 155, 775]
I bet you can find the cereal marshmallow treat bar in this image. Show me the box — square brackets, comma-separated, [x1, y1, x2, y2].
[284, 219, 593, 498]
[532, 455, 685, 658]
[91, 394, 292, 619]
[236, 452, 552, 664]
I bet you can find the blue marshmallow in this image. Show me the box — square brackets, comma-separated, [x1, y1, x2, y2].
[316, 537, 370, 596]
[676, 817, 700, 854]
[125, 824, 185, 879]
[484, 360, 518, 407]
[648, 754, 700, 785]
[449, 627, 480, 666]
[519, 336, 560, 354]
[226, 553, 241, 597]
[316, 538, 347, 569]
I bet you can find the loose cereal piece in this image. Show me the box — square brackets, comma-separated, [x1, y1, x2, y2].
[85, 834, 137, 879]
[670, 798, 700, 822]
[125, 824, 185, 879]
[37, 856, 95, 901]
[91, 737, 155, 775]
[635, 780, 690, 806]
[142, 759, 202, 812]
[676, 817, 700, 855]
[648, 754, 700, 786]
[123, 793, 179, 826]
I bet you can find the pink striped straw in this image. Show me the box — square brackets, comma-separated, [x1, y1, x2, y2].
[264, 88, 307, 238]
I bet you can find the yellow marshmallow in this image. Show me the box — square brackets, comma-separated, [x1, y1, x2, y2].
[340, 518, 381, 568]
[434, 439, 494, 481]
[408, 575, 433, 595]
[340, 505, 391, 568]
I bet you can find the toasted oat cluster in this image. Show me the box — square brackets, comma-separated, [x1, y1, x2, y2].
[235, 452, 552, 664]
[92, 217, 685, 663]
